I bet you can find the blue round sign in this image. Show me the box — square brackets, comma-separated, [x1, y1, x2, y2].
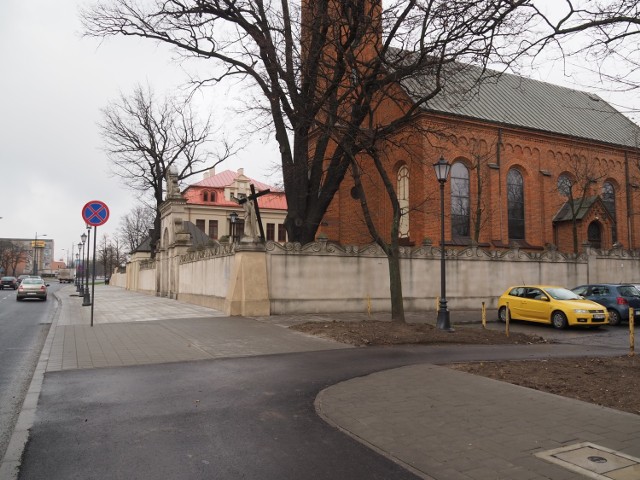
[82, 200, 110, 226]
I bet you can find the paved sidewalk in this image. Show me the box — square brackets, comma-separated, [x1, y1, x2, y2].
[47, 285, 351, 371]
[4, 284, 639, 480]
[317, 364, 640, 480]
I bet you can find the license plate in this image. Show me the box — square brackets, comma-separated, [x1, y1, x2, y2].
[592, 314, 604, 320]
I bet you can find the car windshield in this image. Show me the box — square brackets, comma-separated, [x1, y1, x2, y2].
[619, 285, 640, 297]
[22, 279, 43, 285]
[2, 277, 13, 280]
[545, 287, 582, 300]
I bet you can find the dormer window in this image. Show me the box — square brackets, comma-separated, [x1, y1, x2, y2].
[203, 191, 209, 202]
[202, 191, 216, 202]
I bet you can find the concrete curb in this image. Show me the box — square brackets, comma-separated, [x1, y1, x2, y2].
[0, 291, 61, 479]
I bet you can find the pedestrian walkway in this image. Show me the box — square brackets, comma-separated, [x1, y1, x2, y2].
[47, 285, 352, 371]
[4, 284, 639, 480]
[317, 364, 640, 480]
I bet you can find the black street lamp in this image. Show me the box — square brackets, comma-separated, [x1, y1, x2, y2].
[77, 241, 84, 292]
[229, 211, 239, 243]
[433, 156, 454, 332]
[82, 226, 92, 306]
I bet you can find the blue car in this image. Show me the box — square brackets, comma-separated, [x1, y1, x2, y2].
[571, 284, 640, 326]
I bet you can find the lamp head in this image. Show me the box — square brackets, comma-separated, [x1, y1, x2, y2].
[433, 156, 451, 183]
[81, 233, 87, 244]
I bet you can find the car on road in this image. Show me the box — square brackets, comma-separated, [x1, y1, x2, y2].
[498, 285, 608, 329]
[17, 274, 31, 284]
[16, 277, 49, 301]
[0, 276, 19, 290]
[571, 283, 640, 326]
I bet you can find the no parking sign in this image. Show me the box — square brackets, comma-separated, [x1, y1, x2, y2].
[81, 200, 109, 327]
[82, 200, 110, 226]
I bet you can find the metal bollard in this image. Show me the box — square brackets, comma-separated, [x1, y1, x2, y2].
[630, 307, 635, 357]
[481, 302, 486, 329]
[505, 301, 510, 338]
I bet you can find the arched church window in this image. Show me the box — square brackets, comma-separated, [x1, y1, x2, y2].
[450, 162, 470, 238]
[557, 174, 573, 197]
[602, 182, 617, 243]
[397, 165, 409, 237]
[507, 168, 525, 240]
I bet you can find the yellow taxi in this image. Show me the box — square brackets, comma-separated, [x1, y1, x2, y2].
[497, 285, 608, 329]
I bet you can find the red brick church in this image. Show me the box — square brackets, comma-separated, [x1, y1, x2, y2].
[315, 3, 640, 253]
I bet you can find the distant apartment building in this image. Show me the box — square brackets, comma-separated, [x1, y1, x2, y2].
[0, 237, 55, 276]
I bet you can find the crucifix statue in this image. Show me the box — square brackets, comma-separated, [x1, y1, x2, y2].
[237, 184, 271, 242]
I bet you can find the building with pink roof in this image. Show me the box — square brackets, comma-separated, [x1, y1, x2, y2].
[181, 168, 288, 243]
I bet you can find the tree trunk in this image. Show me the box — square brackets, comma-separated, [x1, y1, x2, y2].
[387, 243, 405, 323]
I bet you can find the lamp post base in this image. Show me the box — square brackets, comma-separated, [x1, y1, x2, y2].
[436, 302, 454, 332]
[82, 292, 91, 306]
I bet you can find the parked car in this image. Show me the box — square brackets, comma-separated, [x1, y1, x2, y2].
[16, 277, 49, 301]
[498, 285, 608, 329]
[571, 283, 640, 326]
[0, 276, 19, 290]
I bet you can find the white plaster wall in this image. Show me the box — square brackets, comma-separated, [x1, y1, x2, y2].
[138, 268, 156, 294]
[177, 254, 234, 309]
[110, 272, 127, 288]
[121, 241, 640, 315]
[265, 246, 597, 313]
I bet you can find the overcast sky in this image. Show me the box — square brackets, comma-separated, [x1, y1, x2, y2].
[0, 0, 281, 264]
[1, 0, 638, 264]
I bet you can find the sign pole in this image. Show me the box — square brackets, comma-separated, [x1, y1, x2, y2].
[81, 200, 110, 327]
[90, 226, 97, 327]
[82, 225, 91, 306]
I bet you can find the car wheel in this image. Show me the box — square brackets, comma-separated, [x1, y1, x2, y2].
[16, 297, 22, 302]
[608, 309, 622, 326]
[498, 306, 509, 323]
[43, 296, 47, 301]
[552, 311, 568, 329]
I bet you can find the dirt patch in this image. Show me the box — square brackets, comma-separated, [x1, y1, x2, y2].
[290, 320, 548, 346]
[290, 321, 640, 415]
[449, 356, 640, 415]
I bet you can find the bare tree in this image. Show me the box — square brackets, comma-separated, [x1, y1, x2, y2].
[468, 144, 497, 244]
[0, 241, 28, 277]
[554, 151, 607, 253]
[97, 234, 128, 278]
[118, 204, 155, 253]
[99, 84, 234, 255]
[349, 146, 410, 322]
[82, 0, 539, 244]
[524, 1, 640, 97]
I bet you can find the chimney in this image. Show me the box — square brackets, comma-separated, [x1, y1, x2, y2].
[203, 167, 216, 179]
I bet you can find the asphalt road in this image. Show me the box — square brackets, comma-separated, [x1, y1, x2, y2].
[18, 341, 624, 480]
[0, 281, 59, 461]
